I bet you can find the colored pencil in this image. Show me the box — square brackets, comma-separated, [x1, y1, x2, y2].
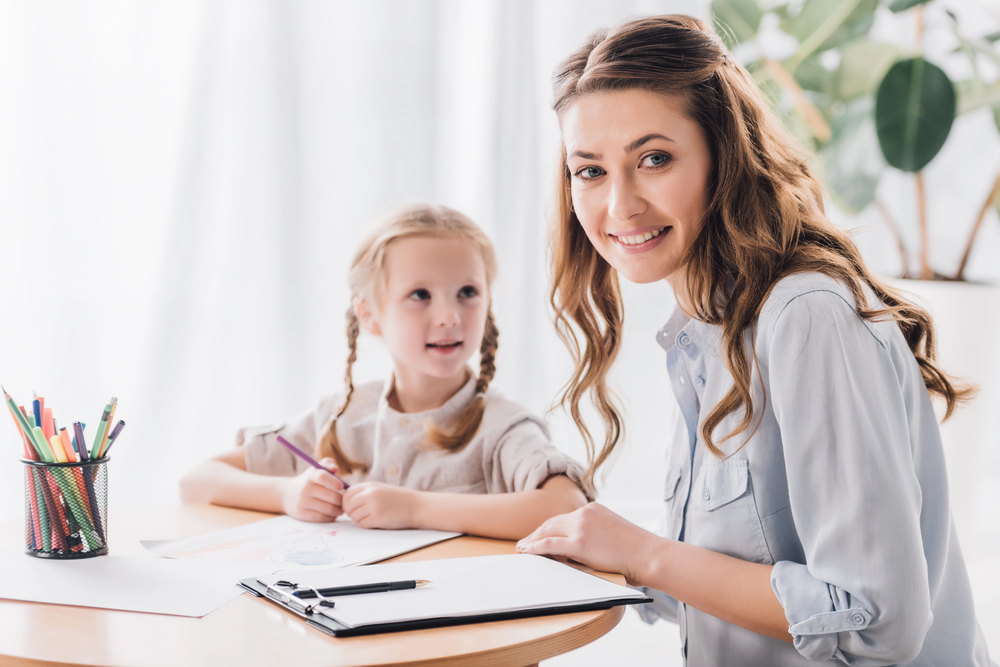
[90, 404, 111, 460]
[96, 397, 117, 458]
[59, 428, 77, 463]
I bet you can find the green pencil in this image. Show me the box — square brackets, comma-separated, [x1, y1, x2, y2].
[90, 404, 111, 460]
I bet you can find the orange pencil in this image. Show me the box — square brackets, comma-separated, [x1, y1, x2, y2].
[59, 428, 77, 463]
[42, 407, 54, 441]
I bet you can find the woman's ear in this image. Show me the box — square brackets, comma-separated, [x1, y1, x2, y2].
[353, 296, 382, 336]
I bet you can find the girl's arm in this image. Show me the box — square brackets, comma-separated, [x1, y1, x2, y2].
[516, 502, 791, 642]
[341, 474, 588, 540]
[179, 447, 346, 522]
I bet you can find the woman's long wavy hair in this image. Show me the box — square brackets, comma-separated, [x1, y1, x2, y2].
[315, 204, 500, 474]
[550, 15, 973, 481]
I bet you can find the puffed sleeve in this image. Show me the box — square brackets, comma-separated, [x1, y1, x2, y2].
[767, 290, 932, 665]
[237, 395, 338, 477]
[486, 417, 595, 500]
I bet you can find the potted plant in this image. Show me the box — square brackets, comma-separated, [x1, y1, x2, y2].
[711, 0, 1000, 551]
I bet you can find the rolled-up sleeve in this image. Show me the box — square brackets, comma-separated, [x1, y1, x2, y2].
[767, 290, 932, 665]
[488, 418, 595, 500]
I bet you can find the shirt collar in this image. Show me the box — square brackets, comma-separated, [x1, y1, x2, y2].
[656, 306, 721, 358]
[377, 370, 478, 426]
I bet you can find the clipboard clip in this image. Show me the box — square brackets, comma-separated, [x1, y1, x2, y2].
[267, 580, 336, 614]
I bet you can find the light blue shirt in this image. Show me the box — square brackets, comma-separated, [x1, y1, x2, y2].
[638, 272, 995, 666]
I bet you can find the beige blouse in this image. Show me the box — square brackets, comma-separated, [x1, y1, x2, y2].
[236, 375, 593, 499]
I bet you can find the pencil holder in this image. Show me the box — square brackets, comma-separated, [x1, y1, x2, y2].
[22, 458, 109, 559]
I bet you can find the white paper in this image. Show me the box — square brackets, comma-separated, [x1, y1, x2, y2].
[0, 552, 258, 617]
[257, 554, 649, 628]
[142, 515, 460, 570]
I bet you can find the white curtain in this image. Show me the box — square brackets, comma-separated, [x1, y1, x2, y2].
[0, 0, 703, 521]
[1, 0, 997, 535]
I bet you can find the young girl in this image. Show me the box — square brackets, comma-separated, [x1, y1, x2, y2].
[516, 15, 995, 667]
[180, 204, 590, 540]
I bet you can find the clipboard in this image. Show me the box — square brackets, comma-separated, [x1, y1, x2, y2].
[239, 554, 652, 637]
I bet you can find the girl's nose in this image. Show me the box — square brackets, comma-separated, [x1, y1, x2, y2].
[608, 174, 646, 221]
[434, 303, 460, 327]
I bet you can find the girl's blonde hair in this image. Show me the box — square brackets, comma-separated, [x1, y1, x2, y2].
[549, 15, 973, 485]
[316, 204, 499, 473]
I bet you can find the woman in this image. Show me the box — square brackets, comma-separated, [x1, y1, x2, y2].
[516, 14, 994, 667]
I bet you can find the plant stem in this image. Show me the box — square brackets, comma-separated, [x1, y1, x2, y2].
[915, 172, 933, 280]
[874, 198, 910, 278]
[954, 168, 1000, 280]
[762, 59, 831, 143]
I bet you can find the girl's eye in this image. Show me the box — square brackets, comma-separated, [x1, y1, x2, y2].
[641, 153, 671, 168]
[409, 289, 431, 301]
[458, 285, 479, 299]
[573, 166, 605, 181]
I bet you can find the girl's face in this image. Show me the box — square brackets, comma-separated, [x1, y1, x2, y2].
[361, 235, 488, 389]
[561, 89, 713, 285]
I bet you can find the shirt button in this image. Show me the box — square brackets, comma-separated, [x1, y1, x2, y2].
[399, 417, 409, 426]
[695, 376, 705, 386]
[851, 613, 865, 625]
[677, 333, 691, 348]
[388, 465, 399, 476]
[703, 488, 711, 501]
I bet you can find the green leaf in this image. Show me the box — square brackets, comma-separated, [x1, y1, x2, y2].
[836, 40, 903, 101]
[875, 58, 956, 172]
[955, 79, 1000, 115]
[986, 30, 1000, 43]
[782, 0, 878, 70]
[795, 53, 833, 95]
[886, 0, 931, 13]
[994, 104, 1000, 135]
[820, 97, 885, 213]
[711, 0, 764, 48]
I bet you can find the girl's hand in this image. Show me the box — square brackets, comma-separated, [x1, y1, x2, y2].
[280, 458, 345, 522]
[342, 482, 419, 529]
[516, 502, 661, 585]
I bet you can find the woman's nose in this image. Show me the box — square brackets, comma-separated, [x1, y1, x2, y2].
[608, 174, 646, 221]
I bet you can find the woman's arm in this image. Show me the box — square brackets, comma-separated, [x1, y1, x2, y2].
[516, 502, 791, 642]
[342, 474, 588, 540]
[179, 447, 345, 522]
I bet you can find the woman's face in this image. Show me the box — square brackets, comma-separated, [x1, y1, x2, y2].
[561, 89, 713, 285]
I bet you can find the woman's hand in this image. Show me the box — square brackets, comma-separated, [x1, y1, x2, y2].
[279, 458, 345, 522]
[342, 482, 419, 529]
[516, 502, 662, 585]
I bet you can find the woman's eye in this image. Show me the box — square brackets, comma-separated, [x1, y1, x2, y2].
[458, 285, 479, 299]
[409, 289, 431, 301]
[642, 153, 671, 168]
[573, 166, 605, 181]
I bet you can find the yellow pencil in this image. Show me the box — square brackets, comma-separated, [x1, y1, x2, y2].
[49, 435, 69, 463]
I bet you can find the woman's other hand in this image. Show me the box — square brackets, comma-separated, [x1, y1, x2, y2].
[342, 482, 418, 529]
[280, 458, 345, 522]
[516, 502, 661, 585]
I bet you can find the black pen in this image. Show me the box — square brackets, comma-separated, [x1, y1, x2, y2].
[293, 579, 430, 599]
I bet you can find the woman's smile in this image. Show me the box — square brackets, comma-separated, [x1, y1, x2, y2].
[610, 226, 670, 254]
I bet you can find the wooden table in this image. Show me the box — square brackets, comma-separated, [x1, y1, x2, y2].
[0, 505, 627, 666]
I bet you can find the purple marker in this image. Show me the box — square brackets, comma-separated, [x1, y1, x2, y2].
[73, 421, 89, 461]
[102, 420, 126, 455]
[275, 435, 350, 489]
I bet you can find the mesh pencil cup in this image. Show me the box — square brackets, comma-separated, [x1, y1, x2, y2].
[22, 457, 109, 558]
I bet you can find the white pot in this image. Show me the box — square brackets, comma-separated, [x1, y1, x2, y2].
[886, 278, 1000, 556]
